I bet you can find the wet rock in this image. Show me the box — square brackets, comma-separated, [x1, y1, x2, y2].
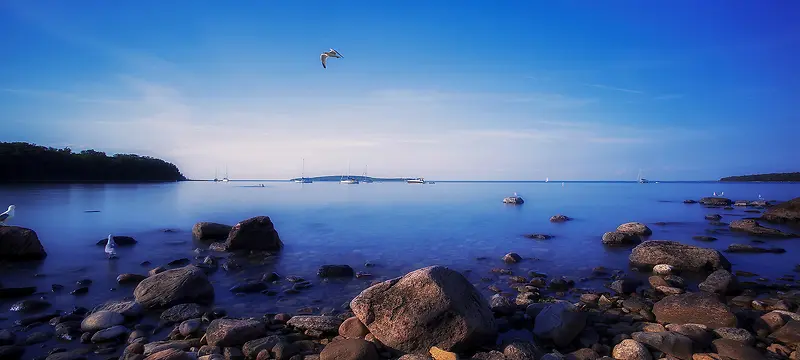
[192, 222, 233, 241]
[146, 348, 192, 360]
[700, 197, 733, 206]
[503, 341, 543, 360]
[713, 328, 755, 345]
[45, 349, 90, 360]
[712, 339, 765, 360]
[0, 286, 37, 298]
[490, 294, 517, 315]
[699, 269, 738, 295]
[225, 216, 283, 252]
[205, 318, 266, 347]
[524, 234, 553, 240]
[70, 286, 89, 295]
[319, 338, 379, 360]
[55, 321, 82, 341]
[769, 320, 800, 346]
[286, 316, 343, 334]
[612, 339, 652, 360]
[666, 324, 712, 350]
[167, 258, 191, 267]
[684, 200, 697, 204]
[96, 235, 137, 246]
[9, 299, 51, 312]
[653, 292, 737, 329]
[656, 286, 684, 295]
[602, 232, 641, 246]
[617, 222, 653, 236]
[503, 253, 522, 263]
[631, 331, 692, 360]
[91, 325, 128, 342]
[178, 319, 201, 337]
[241, 336, 285, 359]
[761, 197, 800, 223]
[533, 302, 588, 347]
[25, 331, 52, 344]
[653, 264, 675, 275]
[0, 226, 48, 260]
[550, 215, 572, 222]
[692, 236, 718, 242]
[610, 278, 642, 295]
[317, 265, 355, 278]
[705, 214, 722, 221]
[725, 244, 786, 253]
[629, 240, 731, 272]
[94, 300, 143, 318]
[208, 242, 227, 252]
[81, 310, 125, 332]
[229, 281, 267, 294]
[134, 265, 215, 309]
[729, 219, 796, 238]
[118, 274, 148, 285]
[349, 265, 497, 354]
[161, 303, 205, 323]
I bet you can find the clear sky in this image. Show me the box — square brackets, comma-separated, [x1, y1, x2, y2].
[1, 0, 798, 181]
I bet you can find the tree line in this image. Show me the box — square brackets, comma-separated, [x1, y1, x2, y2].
[0, 142, 186, 183]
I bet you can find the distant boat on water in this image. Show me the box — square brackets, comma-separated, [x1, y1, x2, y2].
[637, 169, 649, 184]
[407, 178, 425, 184]
[222, 166, 230, 182]
[294, 158, 313, 183]
[546, 177, 549, 183]
[340, 161, 359, 184]
[361, 166, 373, 183]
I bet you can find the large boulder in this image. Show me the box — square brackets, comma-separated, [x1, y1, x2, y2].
[0, 226, 47, 261]
[761, 197, 800, 223]
[617, 222, 653, 236]
[729, 219, 796, 238]
[133, 265, 214, 309]
[653, 292, 737, 329]
[205, 318, 266, 347]
[629, 241, 731, 272]
[349, 265, 497, 354]
[225, 216, 283, 252]
[699, 197, 733, 206]
[192, 222, 232, 241]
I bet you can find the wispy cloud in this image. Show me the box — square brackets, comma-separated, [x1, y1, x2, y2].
[1, 88, 133, 105]
[654, 94, 684, 100]
[586, 84, 644, 94]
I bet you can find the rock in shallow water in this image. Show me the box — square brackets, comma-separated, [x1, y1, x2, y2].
[134, 265, 215, 309]
[81, 310, 125, 332]
[602, 232, 641, 246]
[225, 216, 283, 252]
[0, 226, 48, 261]
[533, 302, 587, 347]
[192, 222, 232, 241]
[653, 292, 737, 329]
[317, 265, 355, 278]
[91, 325, 128, 343]
[205, 318, 266, 347]
[350, 265, 497, 354]
[629, 240, 731, 272]
[729, 219, 796, 238]
[617, 222, 652, 236]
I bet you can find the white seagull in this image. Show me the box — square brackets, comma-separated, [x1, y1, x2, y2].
[320, 48, 343, 69]
[104, 234, 118, 259]
[0, 205, 15, 226]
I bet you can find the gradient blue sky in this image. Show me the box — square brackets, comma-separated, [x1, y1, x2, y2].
[1, 1, 798, 180]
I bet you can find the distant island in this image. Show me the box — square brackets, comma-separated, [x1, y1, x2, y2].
[720, 172, 800, 182]
[0, 142, 186, 183]
[289, 175, 411, 182]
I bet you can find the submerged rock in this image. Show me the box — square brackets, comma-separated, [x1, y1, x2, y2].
[629, 241, 731, 272]
[700, 197, 733, 206]
[192, 222, 233, 241]
[350, 265, 497, 354]
[729, 219, 796, 238]
[133, 265, 215, 309]
[225, 216, 283, 252]
[0, 226, 47, 261]
[617, 222, 653, 236]
[318, 265, 355, 278]
[96, 236, 137, 246]
[602, 232, 641, 246]
[550, 215, 571, 222]
[725, 244, 786, 253]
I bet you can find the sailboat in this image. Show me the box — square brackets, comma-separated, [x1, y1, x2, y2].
[213, 168, 220, 182]
[545, 177, 549, 183]
[294, 159, 313, 183]
[340, 161, 359, 184]
[222, 166, 230, 182]
[361, 165, 373, 183]
[637, 169, 649, 183]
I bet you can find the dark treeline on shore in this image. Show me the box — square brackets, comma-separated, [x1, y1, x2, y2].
[0, 142, 186, 183]
[720, 172, 800, 182]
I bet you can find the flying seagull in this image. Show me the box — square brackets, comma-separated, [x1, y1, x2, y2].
[104, 234, 118, 259]
[320, 48, 343, 69]
[0, 205, 14, 226]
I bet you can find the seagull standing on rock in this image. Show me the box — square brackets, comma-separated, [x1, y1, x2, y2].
[0, 205, 14, 226]
[105, 234, 118, 259]
[320, 48, 343, 69]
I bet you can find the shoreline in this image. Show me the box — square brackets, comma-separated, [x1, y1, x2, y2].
[1, 196, 799, 360]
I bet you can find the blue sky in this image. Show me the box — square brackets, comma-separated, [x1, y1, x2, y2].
[1, 0, 798, 180]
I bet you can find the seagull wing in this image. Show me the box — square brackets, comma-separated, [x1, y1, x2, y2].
[320, 53, 327, 68]
[0, 213, 7, 222]
[332, 49, 343, 58]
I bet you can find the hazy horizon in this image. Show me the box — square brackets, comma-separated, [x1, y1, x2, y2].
[2, 1, 798, 181]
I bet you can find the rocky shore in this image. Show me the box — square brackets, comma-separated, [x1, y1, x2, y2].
[0, 196, 799, 360]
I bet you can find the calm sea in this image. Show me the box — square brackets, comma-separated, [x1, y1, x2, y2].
[1, 180, 799, 319]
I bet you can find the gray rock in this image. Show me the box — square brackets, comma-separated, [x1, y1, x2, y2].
[602, 232, 641, 246]
[286, 316, 343, 334]
[350, 265, 497, 354]
[629, 240, 731, 272]
[712, 338, 766, 360]
[533, 302, 588, 347]
[713, 327, 755, 345]
[81, 310, 125, 332]
[91, 325, 128, 342]
[653, 292, 737, 329]
[617, 222, 653, 236]
[93, 300, 143, 318]
[205, 318, 266, 347]
[133, 265, 215, 309]
[317, 265, 355, 278]
[161, 303, 205, 323]
[490, 294, 517, 315]
[699, 269, 738, 295]
[179, 319, 202, 336]
[242, 335, 285, 359]
[631, 331, 693, 360]
[612, 339, 652, 360]
[503, 341, 543, 360]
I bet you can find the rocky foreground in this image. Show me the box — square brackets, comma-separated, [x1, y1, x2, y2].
[0, 198, 799, 360]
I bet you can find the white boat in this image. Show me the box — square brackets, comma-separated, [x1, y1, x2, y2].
[361, 165, 373, 183]
[637, 169, 649, 184]
[294, 158, 313, 183]
[407, 178, 425, 184]
[340, 161, 359, 184]
[545, 177, 549, 183]
[222, 166, 229, 182]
